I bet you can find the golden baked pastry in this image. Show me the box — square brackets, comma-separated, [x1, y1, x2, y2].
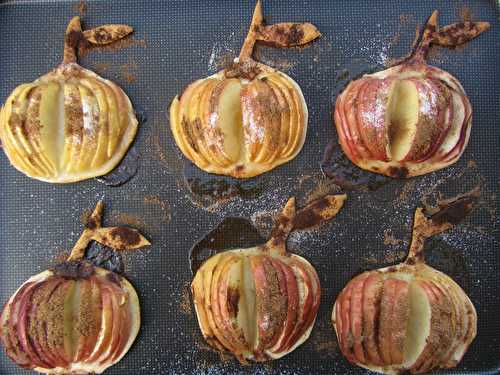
[0, 17, 139, 183]
[192, 194, 346, 362]
[332, 198, 477, 374]
[334, 12, 489, 178]
[0, 202, 150, 374]
[170, 0, 321, 178]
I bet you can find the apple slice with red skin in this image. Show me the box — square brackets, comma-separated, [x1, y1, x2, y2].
[17, 281, 53, 369]
[250, 255, 287, 355]
[98, 283, 123, 366]
[291, 257, 320, 350]
[356, 79, 392, 161]
[360, 273, 384, 366]
[337, 79, 372, 161]
[86, 284, 114, 364]
[28, 279, 65, 368]
[266, 257, 298, 355]
[347, 273, 370, 365]
[338, 281, 356, 363]
[280, 259, 313, 353]
[110, 287, 133, 363]
[2, 282, 34, 368]
[378, 278, 397, 365]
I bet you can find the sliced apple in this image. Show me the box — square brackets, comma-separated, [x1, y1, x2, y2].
[250, 255, 287, 354]
[75, 277, 102, 362]
[378, 278, 397, 364]
[207, 79, 243, 163]
[217, 255, 250, 355]
[400, 280, 431, 370]
[281, 259, 313, 353]
[17, 282, 52, 369]
[241, 79, 282, 164]
[389, 279, 409, 364]
[85, 283, 114, 363]
[266, 257, 298, 356]
[199, 79, 233, 168]
[386, 79, 419, 161]
[360, 273, 384, 366]
[357, 79, 391, 160]
[348, 273, 369, 364]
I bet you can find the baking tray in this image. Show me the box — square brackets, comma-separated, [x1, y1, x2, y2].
[0, 0, 498, 374]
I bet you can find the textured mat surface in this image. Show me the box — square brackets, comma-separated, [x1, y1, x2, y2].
[0, 0, 499, 374]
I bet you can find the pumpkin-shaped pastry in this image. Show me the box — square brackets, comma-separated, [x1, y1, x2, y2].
[0, 17, 139, 183]
[0, 202, 150, 373]
[332, 198, 477, 374]
[192, 194, 346, 362]
[334, 12, 489, 178]
[170, 0, 321, 178]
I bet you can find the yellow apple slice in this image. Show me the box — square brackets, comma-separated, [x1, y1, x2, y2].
[209, 78, 243, 163]
[386, 79, 419, 161]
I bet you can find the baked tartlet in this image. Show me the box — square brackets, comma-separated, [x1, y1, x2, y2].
[192, 194, 346, 362]
[0, 202, 150, 374]
[332, 198, 477, 374]
[170, 1, 321, 178]
[334, 12, 489, 178]
[0, 17, 139, 183]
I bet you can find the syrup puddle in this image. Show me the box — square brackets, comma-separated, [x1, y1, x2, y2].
[183, 162, 269, 209]
[321, 141, 390, 191]
[189, 217, 265, 274]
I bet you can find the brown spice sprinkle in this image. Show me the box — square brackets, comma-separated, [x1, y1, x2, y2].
[144, 194, 171, 223]
[179, 281, 192, 316]
[78, 36, 146, 59]
[121, 61, 139, 83]
[110, 210, 146, 230]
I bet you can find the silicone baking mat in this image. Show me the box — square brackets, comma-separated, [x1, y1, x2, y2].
[0, 0, 498, 374]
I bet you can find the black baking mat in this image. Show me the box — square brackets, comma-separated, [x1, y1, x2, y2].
[0, 0, 499, 374]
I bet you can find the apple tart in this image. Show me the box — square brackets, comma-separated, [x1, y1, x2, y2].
[0, 202, 150, 374]
[334, 12, 490, 178]
[332, 198, 477, 374]
[192, 194, 346, 362]
[170, 1, 321, 178]
[0, 17, 139, 183]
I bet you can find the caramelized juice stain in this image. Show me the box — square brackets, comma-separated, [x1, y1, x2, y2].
[96, 145, 139, 186]
[183, 162, 269, 208]
[321, 141, 390, 191]
[189, 217, 265, 274]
